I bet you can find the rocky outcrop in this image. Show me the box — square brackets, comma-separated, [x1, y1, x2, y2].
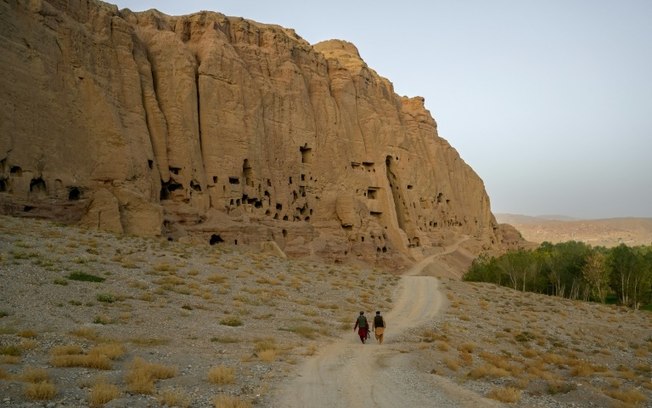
[0, 0, 514, 267]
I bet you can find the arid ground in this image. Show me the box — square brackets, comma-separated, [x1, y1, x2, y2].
[1, 215, 651, 407]
[496, 214, 652, 248]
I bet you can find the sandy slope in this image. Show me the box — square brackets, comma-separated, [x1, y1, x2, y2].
[270, 243, 504, 408]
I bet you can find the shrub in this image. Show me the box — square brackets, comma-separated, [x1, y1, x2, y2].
[208, 366, 235, 385]
[93, 315, 112, 325]
[67, 272, 105, 282]
[436, 341, 450, 351]
[546, 380, 576, 395]
[157, 387, 191, 408]
[24, 381, 56, 400]
[605, 388, 648, 405]
[50, 345, 84, 356]
[70, 329, 99, 343]
[17, 329, 37, 338]
[89, 382, 120, 407]
[96, 293, 116, 303]
[487, 386, 521, 403]
[0, 345, 21, 356]
[20, 367, 49, 383]
[125, 357, 177, 394]
[457, 342, 476, 353]
[220, 317, 242, 327]
[468, 364, 510, 379]
[50, 354, 112, 370]
[258, 349, 277, 362]
[569, 360, 595, 377]
[444, 358, 460, 371]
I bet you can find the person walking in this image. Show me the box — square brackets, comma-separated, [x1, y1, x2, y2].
[353, 311, 369, 344]
[372, 311, 386, 344]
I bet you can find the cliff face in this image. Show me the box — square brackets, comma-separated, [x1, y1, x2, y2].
[0, 0, 512, 266]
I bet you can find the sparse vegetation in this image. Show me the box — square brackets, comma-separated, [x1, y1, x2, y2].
[157, 387, 191, 407]
[208, 366, 235, 385]
[67, 271, 106, 283]
[487, 386, 521, 403]
[0, 345, 22, 356]
[125, 357, 176, 394]
[8, 215, 649, 406]
[88, 380, 120, 406]
[213, 395, 252, 408]
[220, 317, 243, 327]
[24, 381, 57, 400]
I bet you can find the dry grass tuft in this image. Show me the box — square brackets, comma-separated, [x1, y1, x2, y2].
[125, 357, 177, 394]
[49, 341, 125, 371]
[468, 364, 510, 379]
[569, 360, 595, 377]
[487, 386, 521, 403]
[444, 358, 460, 371]
[89, 381, 120, 407]
[89, 343, 126, 360]
[208, 366, 235, 385]
[605, 388, 648, 405]
[213, 395, 252, 408]
[50, 344, 84, 356]
[258, 348, 277, 362]
[17, 329, 38, 338]
[70, 327, 100, 341]
[457, 342, 476, 353]
[50, 353, 112, 370]
[546, 379, 576, 395]
[157, 387, 191, 408]
[24, 381, 57, 400]
[1, 355, 21, 364]
[20, 367, 49, 383]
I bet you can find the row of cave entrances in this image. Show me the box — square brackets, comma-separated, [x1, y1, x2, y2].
[0, 171, 82, 202]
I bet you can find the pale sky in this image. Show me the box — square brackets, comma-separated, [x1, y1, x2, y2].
[110, 0, 652, 219]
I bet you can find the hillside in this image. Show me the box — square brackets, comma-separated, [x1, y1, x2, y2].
[1, 216, 650, 407]
[0, 0, 520, 267]
[496, 214, 652, 247]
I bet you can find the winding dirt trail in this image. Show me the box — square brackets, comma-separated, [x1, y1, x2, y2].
[271, 240, 505, 408]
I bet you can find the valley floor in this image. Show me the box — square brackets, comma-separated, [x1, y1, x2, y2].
[0, 215, 650, 407]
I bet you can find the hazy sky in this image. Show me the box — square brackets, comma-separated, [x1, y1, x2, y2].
[111, 1, 652, 219]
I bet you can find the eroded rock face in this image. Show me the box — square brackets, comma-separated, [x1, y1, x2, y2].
[0, 0, 512, 267]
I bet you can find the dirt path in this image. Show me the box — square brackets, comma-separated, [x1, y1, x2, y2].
[270, 240, 505, 408]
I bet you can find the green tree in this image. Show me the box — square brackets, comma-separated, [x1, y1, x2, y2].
[498, 249, 540, 292]
[538, 241, 591, 299]
[581, 251, 610, 303]
[608, 244, 648, 308]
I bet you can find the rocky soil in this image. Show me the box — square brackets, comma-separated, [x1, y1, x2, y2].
[1, 215, 651, 407]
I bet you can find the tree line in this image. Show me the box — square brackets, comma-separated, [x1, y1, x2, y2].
[463, 242, 652, 310]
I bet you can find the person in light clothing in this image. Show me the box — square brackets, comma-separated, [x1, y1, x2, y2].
[372, 311, 386, 344]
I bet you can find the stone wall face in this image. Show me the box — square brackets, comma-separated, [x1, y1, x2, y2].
[0, 0, 507, 266]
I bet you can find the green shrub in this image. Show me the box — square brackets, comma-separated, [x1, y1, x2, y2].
[67, 271, 105, 283]
[96, 293, 116, 303]
[0, 345, 22, 356]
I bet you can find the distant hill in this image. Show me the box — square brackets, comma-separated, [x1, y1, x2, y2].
[495, 214, 652, 247]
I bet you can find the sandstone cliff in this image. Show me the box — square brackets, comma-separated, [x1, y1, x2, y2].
[0, 0, 516, 267]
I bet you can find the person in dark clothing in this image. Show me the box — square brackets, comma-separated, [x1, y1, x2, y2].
[353, 311, 369, 343]
[372, 311, 386, 344]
